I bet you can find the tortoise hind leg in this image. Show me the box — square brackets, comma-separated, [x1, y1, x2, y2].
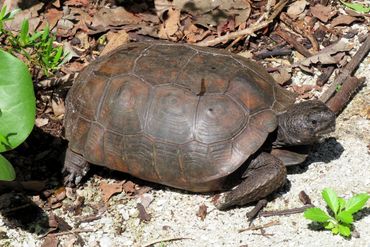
[214, 152, 287, 210]
[63, 148, 90, 187]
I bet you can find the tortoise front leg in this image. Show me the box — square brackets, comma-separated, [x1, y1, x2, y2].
[214, 152, 287, 210]
[63, 148, 90, 187]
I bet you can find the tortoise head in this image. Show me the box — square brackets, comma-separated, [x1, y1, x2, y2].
[275, 100, 335, 146]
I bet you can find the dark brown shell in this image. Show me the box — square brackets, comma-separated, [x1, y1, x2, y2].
[64, 42, 295, 192]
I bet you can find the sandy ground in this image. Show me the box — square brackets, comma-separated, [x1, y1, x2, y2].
[1, 44, 369, 247]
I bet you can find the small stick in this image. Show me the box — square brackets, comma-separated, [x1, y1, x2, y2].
[320, 33, 370, 103]
[259, 204, 313, 217]
[196, 0, 288, 47]
[238, 220, 280, 233]
[40, 229, 95, 238]
[316, 66, 336, 86]
[255, 48, 292, 59]
[326, 76, 366, 114]
[142, 237, 194, 247]
[275, 29, 312, 57]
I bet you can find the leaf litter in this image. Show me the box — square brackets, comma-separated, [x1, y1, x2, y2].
[0, 0, 369, 246]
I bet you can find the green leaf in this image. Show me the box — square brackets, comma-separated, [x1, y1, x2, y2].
[338, 197, 346, 212]
[0, 154, 15, 181]
[323, 221, 335, 230]
[41, 25, 50, 41]
[339, 0, 370, 13]
[337, 211, 353, 224]
[345, 193, 370, 214]
[0, 49, 35, 152]
[331, 226, 339, 234]
[322, 188, 339, 215]
[304, 207, 331, 222]
[20, 20, 29, 46]
[338, 224, 351, 237]
[0, 5, 7, 20]
[52, 46, 63, 67]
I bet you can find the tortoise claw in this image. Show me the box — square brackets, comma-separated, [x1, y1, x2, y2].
[63, 148, 90, 187]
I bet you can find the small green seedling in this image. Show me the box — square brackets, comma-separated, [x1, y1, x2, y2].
[304, 188, 370, 237]
[339, 0, 370, 13]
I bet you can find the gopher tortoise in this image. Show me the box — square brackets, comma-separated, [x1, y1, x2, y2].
[63, 42, 335, 210]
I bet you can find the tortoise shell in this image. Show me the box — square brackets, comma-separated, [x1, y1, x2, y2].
[64, 42, 295, 192]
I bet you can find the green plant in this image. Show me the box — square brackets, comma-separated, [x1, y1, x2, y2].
[304, 188, 370, 237]
[0, 49, 36, 181]
[0, 5, 65, 76]
[339, 0, 370, 13]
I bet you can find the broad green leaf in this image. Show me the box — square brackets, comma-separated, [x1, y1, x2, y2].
[0, 49, 35, 152]
[0, 154, 15, 181]
[331, 226, 339, 234]
[345, 193, 370, 214]
[340, 0, 370, 13]
[304, 207, 331, 222]
[0, 5, 6, 20]
[337, 211, 353, 224]
[322, 188, 339, 215]
[338, 224, 351, 237]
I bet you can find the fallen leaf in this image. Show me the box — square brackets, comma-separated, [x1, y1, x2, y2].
[122, 181, 137, 196]
[91, 7, 142, 28]
[158, 7, 181, 40]
[331, 15, 361, 27]
[100, 181, 124, 203]
[139, 193, 154, 209]
[101, 30, 130, 56]
[292, 84, 319, 95]
[65, 0, 89, 7]
[41, 236, 58, 247]
[196, 203, 208, 221]
[155, 0, 251, 27]
[299, 39, 353, 71]
[44, 8, 64, 29]
[36, 118, 49, 127]
[51, 97, 65, 117]
[287, 0, 308, 19]
[310, 4, 337, 23]
[271, 66, 292, 85]
[137, 203, 151, 222]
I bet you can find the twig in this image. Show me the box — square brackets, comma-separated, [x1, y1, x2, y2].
[238, 220, 280, 233]
[40, 229, 95, 238]
[196, 0, 288, 47]
[326, 76, 366, 114]
[320, 33, 370, 103]
[255, 48, 292, 59]
[259, 204, 313, 217]
[142, 237, 194, 247]
[316, 66, 336, 86]
[275, 28, 312, 57]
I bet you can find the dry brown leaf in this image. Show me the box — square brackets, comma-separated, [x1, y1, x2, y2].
[139, 193, 154, 209]
[36, 118, 49, 127]
[122, 181, 137, 196]
[287, 0, 308, 19]
[92, 7, 142, 28]
[101, 30, 130, 56]
[65, 0, 89, 6]
[44, 8, 64, 29]
[292, 84, 318, 95]
[137, 203, 152, 222]
[196, 203, 208, 221]
[158, 8, 181, 40]
[331, 15, 361, 27]
[299, 39, 352, 71]
[310, 4, 337, 23]
[51, 97, 65, 117]
[271, 67, 292, 85]
[100, 181, 124, 203]
[155, 0, 251, 27]
[41, 236, 59, 247]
